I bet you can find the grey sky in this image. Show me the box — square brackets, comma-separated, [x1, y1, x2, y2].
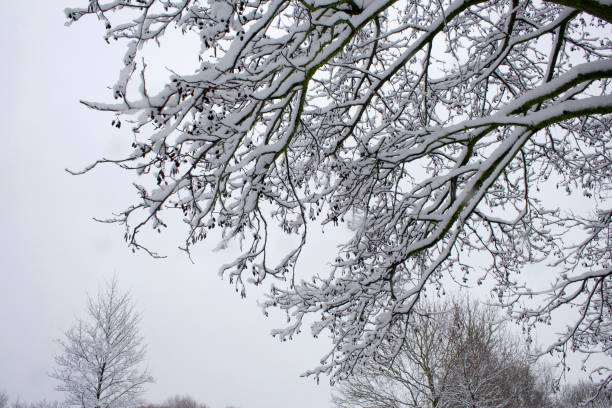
[0, 3, 338, 407]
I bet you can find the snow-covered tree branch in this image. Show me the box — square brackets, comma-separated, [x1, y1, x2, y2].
[66, 0, 611, 384]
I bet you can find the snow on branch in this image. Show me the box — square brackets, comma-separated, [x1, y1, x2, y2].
[67, 0, 612, 383]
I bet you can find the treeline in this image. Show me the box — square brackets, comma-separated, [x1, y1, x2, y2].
[6, 282, 609, 408]
[2, 384, 610, 408]
[142, 395, 238, 408]
[141, 395, 212, 408]
[0, 396, 60, 408]
[0, 394, 235, 408]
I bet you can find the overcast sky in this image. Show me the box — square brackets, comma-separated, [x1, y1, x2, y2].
[0, 3, 342, 407]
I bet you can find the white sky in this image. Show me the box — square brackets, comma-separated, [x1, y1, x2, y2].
[0, 2, 339, 407]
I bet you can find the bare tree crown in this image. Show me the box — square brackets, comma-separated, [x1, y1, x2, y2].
[333, 299, 554, 408]
[51, 278, 153, 408]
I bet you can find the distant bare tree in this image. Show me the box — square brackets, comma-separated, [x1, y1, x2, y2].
[333, 299, 552, 408]
[140, 395, 210, 408]
[0, 392, 8, 408]
[51, 278, 153, 408]
[160, 396, 208, 408]
[555, 381, 612, 408]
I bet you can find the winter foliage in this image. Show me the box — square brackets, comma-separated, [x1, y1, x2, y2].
[66, 0, 611, 386]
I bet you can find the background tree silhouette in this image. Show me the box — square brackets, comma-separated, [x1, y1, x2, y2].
[333, 299, 553, 408]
